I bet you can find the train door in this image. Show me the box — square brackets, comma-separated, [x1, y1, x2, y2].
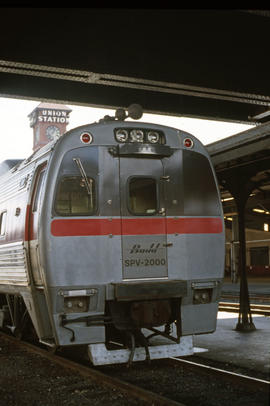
[28, 164, 46, 285]
[119, 156, 168, 280]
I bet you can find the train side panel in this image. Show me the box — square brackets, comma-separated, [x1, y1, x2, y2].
[0, 164, 34, 288]
[0, 151, 56, 340]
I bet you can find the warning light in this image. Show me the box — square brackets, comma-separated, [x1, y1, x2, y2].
[80, 132, 93, 144]
[183, 138, 194, 148]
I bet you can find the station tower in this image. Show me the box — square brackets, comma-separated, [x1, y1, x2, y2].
[28, 102, 72, 151]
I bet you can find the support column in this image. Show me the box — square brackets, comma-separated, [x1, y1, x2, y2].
[221, 175, 256, 332]
[235, 197, 256, 331]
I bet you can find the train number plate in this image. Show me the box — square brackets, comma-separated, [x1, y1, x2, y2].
[122, 238, 168, 279]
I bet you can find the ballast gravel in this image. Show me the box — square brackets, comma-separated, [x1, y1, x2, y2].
[0, 335, 268, 406]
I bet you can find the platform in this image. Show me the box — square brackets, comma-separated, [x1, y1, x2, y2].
[194, 278, 270, 376]
[193, 312, 270, 376]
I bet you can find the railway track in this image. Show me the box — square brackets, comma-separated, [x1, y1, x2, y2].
[219, 301, 270, 315]
[221, 293, 270, 304]
[169, 357, 270, 393]
[0, 331, 183, 406]
[0, 331, 269, 406]
[219, 291, 270, 316]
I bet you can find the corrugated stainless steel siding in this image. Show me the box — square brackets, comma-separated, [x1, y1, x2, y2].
[0, 241, 29, 285]
[0, 166, 33, 204]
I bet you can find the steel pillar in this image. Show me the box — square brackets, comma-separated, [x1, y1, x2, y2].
[234, 197, 256, 332]
[221, 175, 256, 332]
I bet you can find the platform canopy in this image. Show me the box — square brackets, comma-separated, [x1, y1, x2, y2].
[0, 9, 270, 124]
[208, 122, 270, 231]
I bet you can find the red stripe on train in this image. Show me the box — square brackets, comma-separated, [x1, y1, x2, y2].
[167, 217, 223, 234]
[50, 217, 223, 237]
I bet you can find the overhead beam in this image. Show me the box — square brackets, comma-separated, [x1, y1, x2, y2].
[0, 69, 267, 123]
[0, 9, 269, 122]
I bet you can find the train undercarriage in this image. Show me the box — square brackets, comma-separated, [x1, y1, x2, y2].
[0, 293, 196, 365]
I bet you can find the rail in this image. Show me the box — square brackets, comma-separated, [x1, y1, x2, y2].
[0, 331, 184, 406]
[219, 301, 270, 316]
[169, 357, 270, 393]
[0, 330, 269, 405]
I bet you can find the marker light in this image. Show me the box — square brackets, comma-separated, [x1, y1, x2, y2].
[115, 129, 129, 142]
[183, 137, 194, 148]
[193, 289, 212, 304]
[147, 131, 160, 143]
[80, 132, 93, 144]
[130, 129, 144, 143]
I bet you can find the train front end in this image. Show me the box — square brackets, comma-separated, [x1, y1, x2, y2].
[41, 109, 225, 365]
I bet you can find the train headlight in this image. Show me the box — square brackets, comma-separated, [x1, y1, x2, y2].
[115, 129, 129, 143]
[193, 289, 212, 305]
[147, 131, 159, 144]
[114, 128, 165, 144]
[130, 129, 144, 143]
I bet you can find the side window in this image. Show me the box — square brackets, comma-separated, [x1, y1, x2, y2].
[0, 211, 7, 236]
[55, 176, 96, 216]
[128, 177, 157, 215]
[250, 246, 269, 266]
[32, 170, 46, 212]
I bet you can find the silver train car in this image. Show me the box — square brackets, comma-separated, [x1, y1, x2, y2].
[0, 106, 225, 365]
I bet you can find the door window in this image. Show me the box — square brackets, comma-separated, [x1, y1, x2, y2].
[128, 177, 157, 215]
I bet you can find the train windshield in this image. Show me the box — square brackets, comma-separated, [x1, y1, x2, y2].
[55, 176, 96, 216]
[183, 150, 221, 216]
[53, 146, 98, 217]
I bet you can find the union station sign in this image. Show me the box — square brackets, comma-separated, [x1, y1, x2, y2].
[28, 103, 71, 128]
[38, 109, 69, 124]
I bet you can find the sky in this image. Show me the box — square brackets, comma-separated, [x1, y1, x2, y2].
[0, 96, 255, 163]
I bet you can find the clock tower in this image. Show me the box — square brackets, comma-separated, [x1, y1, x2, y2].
[28, 102, 72, 151]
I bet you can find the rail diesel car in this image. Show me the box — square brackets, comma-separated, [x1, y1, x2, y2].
[0, 105, 225, 365]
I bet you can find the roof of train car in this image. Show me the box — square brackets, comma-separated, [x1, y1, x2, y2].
[0, 117, 209, 178]
[0, 159, 23, 176]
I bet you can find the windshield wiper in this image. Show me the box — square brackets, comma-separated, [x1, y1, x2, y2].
[73, 157, 93, 199]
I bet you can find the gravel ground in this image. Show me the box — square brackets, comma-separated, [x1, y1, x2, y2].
[0, 336, 146, 406]
[0, 334, 269, 406]
[100, 360, 269, 406]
